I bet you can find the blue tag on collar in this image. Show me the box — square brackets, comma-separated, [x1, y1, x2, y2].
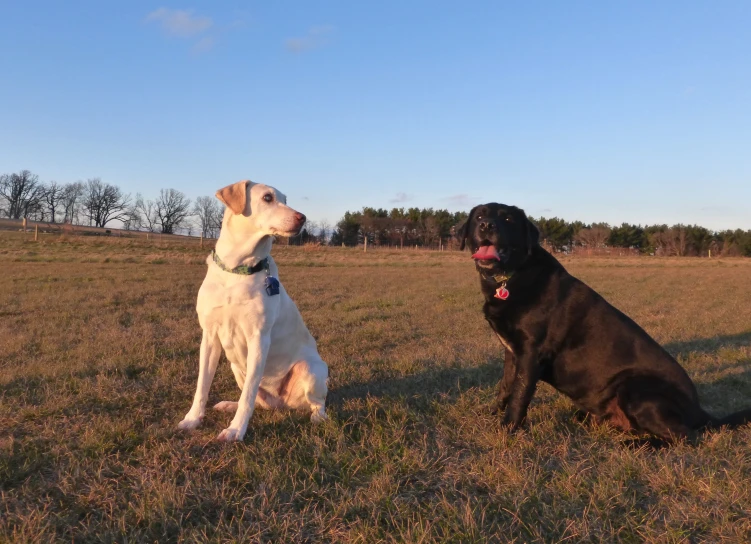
[265, 276, 280, 296]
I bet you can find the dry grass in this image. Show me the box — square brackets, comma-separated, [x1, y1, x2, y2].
[2, 232, 751, 543]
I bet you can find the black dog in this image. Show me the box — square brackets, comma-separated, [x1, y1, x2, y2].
[458, 203, 751, 443]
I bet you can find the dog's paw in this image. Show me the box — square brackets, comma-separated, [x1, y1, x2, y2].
[500, 422, 521, 434]
[310, 409, 328, 424]
[500, 412, 523, 433]
[177, 417, 202, 431]
[217, 427, 245, 442]
[490, 400, 507, 415]
[213, 401, 238, 413]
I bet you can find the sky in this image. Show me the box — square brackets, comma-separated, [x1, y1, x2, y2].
[1, 1, 750, 230]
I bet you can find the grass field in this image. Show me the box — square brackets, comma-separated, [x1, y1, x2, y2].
[2, 232, 751, 543]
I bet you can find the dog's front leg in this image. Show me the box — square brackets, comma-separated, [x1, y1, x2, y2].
[500, 349, 541, 431]
[178, 330, 222, 430]
[491, 349, 516, 414]
[217, 332, 271, 442]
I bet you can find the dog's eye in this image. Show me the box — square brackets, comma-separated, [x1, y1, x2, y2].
[505, 216, 513, 223]
[263, 194, 273, 203]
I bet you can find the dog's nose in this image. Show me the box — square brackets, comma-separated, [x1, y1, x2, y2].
[479, 220, 493, 231]
[294, 212, 306, 224]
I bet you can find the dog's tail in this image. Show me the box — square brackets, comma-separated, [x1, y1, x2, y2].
[703, 408, 751, 430]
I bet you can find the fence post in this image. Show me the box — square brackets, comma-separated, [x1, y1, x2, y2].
[364, 237, 367, 252]
[200, 233, 203, 249]
[35, 224, 38, 241]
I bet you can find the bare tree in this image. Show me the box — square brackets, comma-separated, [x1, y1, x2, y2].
[134, 194, 159, 232]
[575, 225, 611, 249]
[650, 229, 671, 255]
[193, 196, 224, 238]
[121, 200, 142, 231]
[61, 182, 85, 224]
[391, 219, 409, 248]
[650, 226, 688, 256]
[42, 181, 63, 223]
[676, 226, 688, 257]
[0, 170, 45, 219]
[26, 197, 47, 222]
[317, 219, 331, 244]
[359, 216, 384, 245]
[82, 178, 131, 228]
[423, 216, 441, 246]
[155, 188, 191, 234]
[305, 220, 318, 242]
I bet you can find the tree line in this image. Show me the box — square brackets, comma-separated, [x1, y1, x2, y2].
[0, 169, 333, 243]
[0, 170, 224, 237]
[3, 170, 749, 256]
[329, 207, 469, 248]
[532, 217, 751, 257]
[329, 208, 751, 257]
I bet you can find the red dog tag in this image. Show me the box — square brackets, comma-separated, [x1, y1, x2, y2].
[495, 286, 509, 300]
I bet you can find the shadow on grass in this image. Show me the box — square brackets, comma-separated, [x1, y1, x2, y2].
[665, 331, 751, 395]
[664, 331, 751, 357]
[330, 332, 751, 438]
[698, 367, 751, 417]
[329, 360, 503, 407]
[330, 331, 751, 407]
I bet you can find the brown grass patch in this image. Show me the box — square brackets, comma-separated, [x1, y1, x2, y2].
[2, 234, 751, 542]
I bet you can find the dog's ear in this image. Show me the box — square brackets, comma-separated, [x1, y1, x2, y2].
[457, 206, 478, 251]
[523, 212, 540, 254]
[216, 180, 251, 215]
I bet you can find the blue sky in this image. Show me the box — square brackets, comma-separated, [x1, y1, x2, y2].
[1, 1, 750, 230]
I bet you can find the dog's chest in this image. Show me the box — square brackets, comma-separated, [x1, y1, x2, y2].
[197, 277, 273, 321]
[493, 331, 514, 354]
[484, 304, 518, 353]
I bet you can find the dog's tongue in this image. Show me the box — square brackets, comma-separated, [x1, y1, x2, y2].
[472, 245, 501, 260]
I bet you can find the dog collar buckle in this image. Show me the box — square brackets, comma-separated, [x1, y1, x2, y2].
[491, 273, 511, 283]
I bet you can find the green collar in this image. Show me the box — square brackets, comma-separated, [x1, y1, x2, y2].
[212, 250, 269, 275]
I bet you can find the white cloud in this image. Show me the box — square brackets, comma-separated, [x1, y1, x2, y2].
[285, 25, 334, 53]
[146, 8, 213, 37]
[441, 194, 475, 208]
[228, 10, 250, 30]
[192, 36, 215, 53]
[389, 192, 413, 203]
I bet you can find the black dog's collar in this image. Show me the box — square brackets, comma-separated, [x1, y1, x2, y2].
[482, 271, 513, 284]
[212, 250, 269, 276]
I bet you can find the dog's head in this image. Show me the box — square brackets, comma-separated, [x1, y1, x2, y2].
[215, 180, 306, 237]
[457, 203, 539, 274]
